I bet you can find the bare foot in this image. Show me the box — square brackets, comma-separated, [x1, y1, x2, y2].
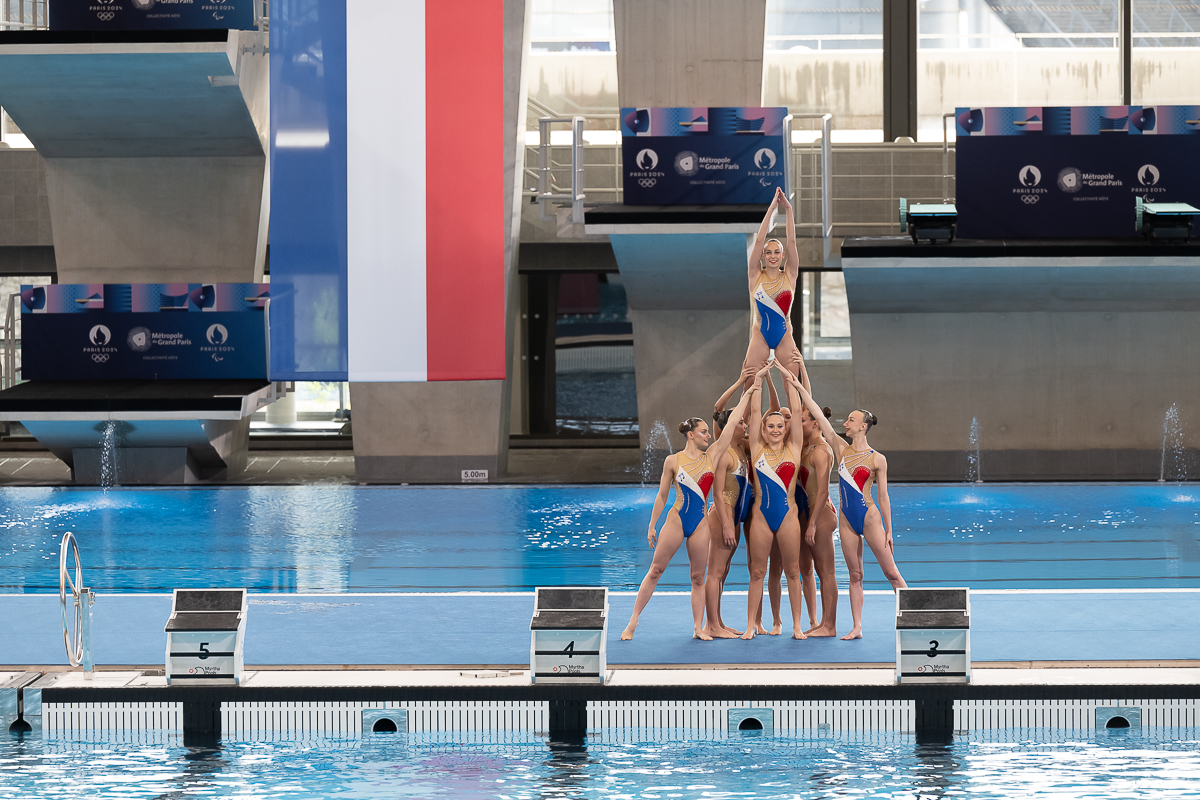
[620, 621, 637, 641]
[767, 622, 783, 636]
[806, 624, 838, 637]
[706, 625, 738, 639]
[755, 622, 768, 635]
[792, 627, 808, 640]
[693, 628, 714, 641]
[841, 627, 862, 641]
[722, 624, 745, 636]
[740, 627, 756, 640]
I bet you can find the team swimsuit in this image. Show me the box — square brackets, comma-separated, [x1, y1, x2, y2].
[838, 449, 877, 537]
[672, 451, 715, 537]
[721, 447, 754, 524]
[753, 446, 805, 532]
[751, 271, 793, 350]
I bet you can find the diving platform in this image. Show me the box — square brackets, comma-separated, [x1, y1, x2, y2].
[0, 380, 283, 484]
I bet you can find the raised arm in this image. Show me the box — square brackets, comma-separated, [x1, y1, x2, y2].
[747, 362, 772, 448]
[775, 187, 800, 281]
[876, 453, 894, 550]
[708, 378, 759, 467]
[747, 196, 780, 282]
[773, 360, 803, 451]
[785, 371, 848, 460]
[645, 455, 676, 549]
[790, 349, 811, 394]
[766, 370, 781, 414]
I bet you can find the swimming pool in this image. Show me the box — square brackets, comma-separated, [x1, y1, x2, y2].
[0, 483, 1197, 593]
[2, 728, 1199, 799]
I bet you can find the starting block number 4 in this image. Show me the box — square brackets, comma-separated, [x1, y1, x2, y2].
[532, 630, 602, 678]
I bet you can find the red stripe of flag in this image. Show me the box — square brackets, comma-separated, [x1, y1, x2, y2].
[425, 0, 506, 381]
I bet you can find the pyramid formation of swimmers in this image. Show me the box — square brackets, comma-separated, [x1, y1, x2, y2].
[621, 188, 907, 642]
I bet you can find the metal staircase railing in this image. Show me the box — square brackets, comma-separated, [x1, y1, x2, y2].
[59, 531, 95, 678]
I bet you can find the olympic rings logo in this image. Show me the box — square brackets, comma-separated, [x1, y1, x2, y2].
[638, 178, 657, 188]
[1021, 195, 1040, 205]
[92, 354, 110, 363]
[97, 12, 115, 20]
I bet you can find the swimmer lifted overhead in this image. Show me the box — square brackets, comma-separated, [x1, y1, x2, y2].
[742, 187, 803, 385]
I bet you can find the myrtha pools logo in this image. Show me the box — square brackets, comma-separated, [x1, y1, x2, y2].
[754, 149, 777, 170]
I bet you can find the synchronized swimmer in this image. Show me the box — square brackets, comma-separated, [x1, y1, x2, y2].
[621, 189, 908, 643]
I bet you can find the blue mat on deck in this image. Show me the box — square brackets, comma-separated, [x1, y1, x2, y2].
[2, 592, 1197, 666]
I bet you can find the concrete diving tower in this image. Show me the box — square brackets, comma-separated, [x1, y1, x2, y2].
[0, 28, 274, 484]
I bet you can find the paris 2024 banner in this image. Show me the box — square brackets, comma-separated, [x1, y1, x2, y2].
[20, 284, 269, 381]
[621, 107, 790, 205]
[955, 105, 1200, 239]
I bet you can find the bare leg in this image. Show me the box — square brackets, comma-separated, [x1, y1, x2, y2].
[862, 508, 907, 593]
[740, 336, 772, 390]
[716, 524, 741, 633]
[838, 513, 865, 640]
[621, 513, 686, 640]
[754, 539, 783, 635]
[773, 512, 808, 639]
[798, 512, 817, 629]
[775, 334, 803, 380]
[764, 539, 783, 635]
[806, 504, 840, 637]
[703, 507, 740, 639]
[685, 520, 714, 640]
[741, 517, 775, 639]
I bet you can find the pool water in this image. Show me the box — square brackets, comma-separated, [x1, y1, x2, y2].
[0, 483, 1198, 593]
[2, 728, 1199, 799]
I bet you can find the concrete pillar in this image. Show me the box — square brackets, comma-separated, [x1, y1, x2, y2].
[609, 0, 768, 454]
[614, 0, 767, 107]
[883, 0, 918, 142]
[350, 0, 530, 484]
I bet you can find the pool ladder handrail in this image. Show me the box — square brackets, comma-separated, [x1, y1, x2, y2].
[59, 532, 95, 678]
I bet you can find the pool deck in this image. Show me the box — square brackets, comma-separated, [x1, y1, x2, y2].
[3, 589, 1198, 672]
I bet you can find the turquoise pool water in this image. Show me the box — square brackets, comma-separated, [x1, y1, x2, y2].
[1, 729, 1198, 799]
[0, 483, 1198, 592]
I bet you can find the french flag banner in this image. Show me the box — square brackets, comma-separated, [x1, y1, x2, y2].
[270, 0, 506, 382]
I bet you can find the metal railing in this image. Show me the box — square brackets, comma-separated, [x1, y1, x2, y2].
[942, 112, 957, 203]
[2, 293, 20, 390]
[765, 31, 1200, 49]
[1, 0, 46, 29]
[527, 104, 835, 262]
[537, 115, 587, 224]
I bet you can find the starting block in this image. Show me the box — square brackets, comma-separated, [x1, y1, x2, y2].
[530, 587, 608, 684]
[896, 587, 970, 684]
[165, 589, 247, 685]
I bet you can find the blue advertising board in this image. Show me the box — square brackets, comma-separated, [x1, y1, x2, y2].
[21, 284, 268, 381]
[620, 107, 790, 205]
[955, 105, 1200, 239]
[50, 0, 255, 32]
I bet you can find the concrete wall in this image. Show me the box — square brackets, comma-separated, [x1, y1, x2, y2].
[527, 47, 1200, 135]
[614, 0, 766, 107]
[0, 150, 51, 249]
[843, 254, 1200, 480]
[47, 156, 265, 284]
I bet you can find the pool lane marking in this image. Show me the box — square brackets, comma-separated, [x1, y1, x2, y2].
[7, 589, 1200, 598]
